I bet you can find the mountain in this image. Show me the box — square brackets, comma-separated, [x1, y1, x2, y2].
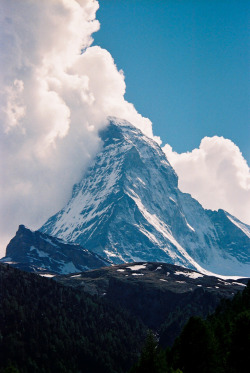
[0, 224, 109, 275]
[55, 261, 249, 346]
[40, 118, 250, 276]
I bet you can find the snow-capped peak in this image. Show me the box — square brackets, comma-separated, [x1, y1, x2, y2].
[40, 118, 250, 277]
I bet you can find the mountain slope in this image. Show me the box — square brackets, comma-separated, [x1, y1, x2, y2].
[0, 225, 109, 274]
[41, 118, 250, 276]
[0, 263, 147, 373]
[55, 261, 249, 346]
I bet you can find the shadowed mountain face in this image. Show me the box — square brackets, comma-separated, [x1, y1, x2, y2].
[0, 225, 109, 275]
[40, 118, 250, 276]
[55, 261, 249, 346]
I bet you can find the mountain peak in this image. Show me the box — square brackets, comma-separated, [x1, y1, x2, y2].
[40, 118, 250, 276]
[1, 225, 109, 274]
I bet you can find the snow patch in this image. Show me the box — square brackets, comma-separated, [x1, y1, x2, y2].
[126, 264, 146, 271]
[174, 270, 204, 279]
[232, 282, 246, 287]
[30, 246, 49, 258]
[4, 261, 16, 264]
[137, 177, 146, 186]
[59, 262, 78, 274]
[186, 221, 195, 232]
[42, 237, 59, 248]
[169, 197, 176, 203]
[104, 250, 118, 258]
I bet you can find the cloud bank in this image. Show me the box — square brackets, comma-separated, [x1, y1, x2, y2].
[0, 0, 249, 258]
[0, 0, 154, 256]
[163, 136, 250, 225]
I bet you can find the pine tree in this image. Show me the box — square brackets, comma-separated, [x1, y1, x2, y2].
[172, 317, 218, 373]
[130, 331, 168, 373]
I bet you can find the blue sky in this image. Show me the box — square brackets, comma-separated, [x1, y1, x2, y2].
[94, 0, 249, 163]
[1, 0, 249, 254]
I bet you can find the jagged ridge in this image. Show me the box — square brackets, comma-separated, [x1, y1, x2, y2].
[1, 225, 109, 274]
[40, 118, 250, 276]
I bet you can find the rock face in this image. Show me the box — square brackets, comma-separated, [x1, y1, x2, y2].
[40, 118, 250, 276]
[55, 261, 249, 346]
[0, 225, 109, 274]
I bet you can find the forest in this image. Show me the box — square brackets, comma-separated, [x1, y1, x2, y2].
[131, 281, 250, 373]
[0, 263, 249, 373]
[0, 264, 147, 373]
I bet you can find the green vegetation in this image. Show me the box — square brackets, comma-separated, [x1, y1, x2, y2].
[0, 264, 147, 373]
[0, 262, 249, 373]
[129, 331, 170, 373]
[132, 281, 250, 373]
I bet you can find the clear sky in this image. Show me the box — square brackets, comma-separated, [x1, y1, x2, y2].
[94, 0, 250, 163]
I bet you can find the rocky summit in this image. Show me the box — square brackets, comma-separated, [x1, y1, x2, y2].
[0, 225, 109, 275]
[40, 118, 250, 276]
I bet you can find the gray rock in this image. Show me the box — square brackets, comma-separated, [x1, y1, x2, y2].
[40, 118, 250, 276]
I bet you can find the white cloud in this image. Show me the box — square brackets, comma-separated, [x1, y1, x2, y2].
[1, 0, 248, 260]
[163, 136, 250, 225]
[0, 0, 154, 256]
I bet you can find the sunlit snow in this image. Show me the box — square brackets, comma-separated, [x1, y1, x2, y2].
[226, 214, 250, 238]
[174, 271, 204, 279]
[126, 264, 146, 271]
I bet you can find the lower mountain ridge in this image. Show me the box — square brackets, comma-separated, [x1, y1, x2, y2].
[0, 225, 109, 274]
[1, 262, 249, 373]
[55, 261, 249, 346]
[40, 118, 250, 277]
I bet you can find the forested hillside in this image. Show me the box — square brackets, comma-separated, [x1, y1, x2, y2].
[1, 262, 249, 373]
[131, 281, 250, 373]
[0, 264, 147, 373]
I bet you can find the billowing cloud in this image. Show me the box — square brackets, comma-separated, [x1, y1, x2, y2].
[163, 136, 250, 225]
[0, 0, 154, 256]
[1, 0, 248, 260]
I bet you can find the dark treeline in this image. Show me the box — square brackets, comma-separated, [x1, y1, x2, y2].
[131, 281, 250, 373]
[0, 262, 249, 373]
[0, 264, 147, 373]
